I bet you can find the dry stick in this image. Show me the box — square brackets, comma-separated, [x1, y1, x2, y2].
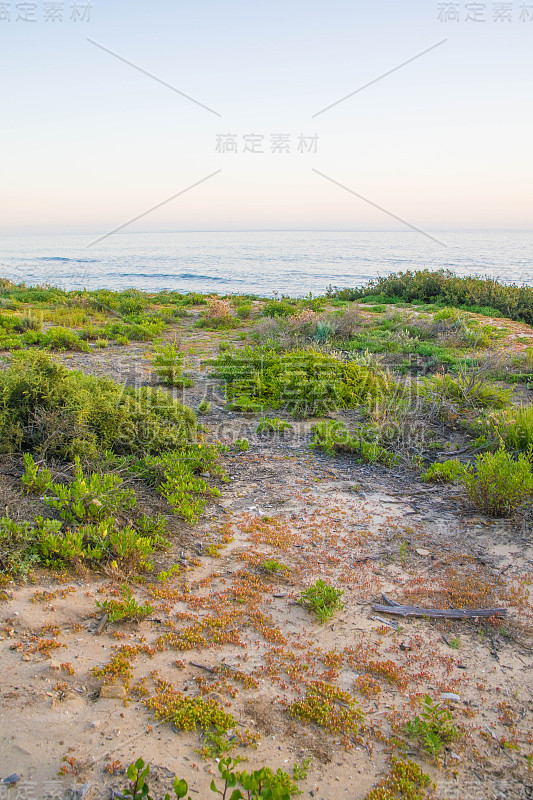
[94, 613, 108, 635]
[372, 603, 507, 620]
[189, 661, 216, 673]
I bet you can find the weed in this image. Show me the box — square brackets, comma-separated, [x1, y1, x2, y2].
[404, 695, 458, 759]
[197, 400, 211, 415]
[152, 341, 193, 388]
[235, 438, 250, 453]
[363, 757, 434, 800]
[96, 586, 154, 623]
[256, 417, 293, 434]
[261, 558, 291, 576]
[298, 579, 344, 623]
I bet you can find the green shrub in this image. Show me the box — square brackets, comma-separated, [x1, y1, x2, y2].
[236, 302, 252, 319]
[44, 326, 89, 352]
[256, 417, 293, 434]
[134, 446, 223, 524]
[328, 269, 533, 325]
[197, 400, 211, 415]
[422, 459, 467, 483]
[152, 342, 193, 388]
[22, 454, 136, 524]
[262, 300, 297, 318]
[211, 347, 392, 418]
[0, 351, 200, 460]
[310, 420, 397, 466]
[422, 372, 512, 410]
[494, 405, 533, 452]
[462, 446, 533, 517]
[235, 438, 249, 452]
[404, 695, 458, 760]
[298, 579, 344, 623]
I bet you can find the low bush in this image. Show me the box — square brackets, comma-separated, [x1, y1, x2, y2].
[328, 269, 533, 326]
[0, 352, 200, 460]
[256, 417, 293, 434]
[492, 405, 533, 452]
[422, 371, 512, 411]
[152, 342, 193, 388]
[199, 299, 238, 329]
[404, 695, 458, 760]
[298, 579, 344, 623]
[462, 445, 533, 517]
[211, 347, 392, 417]
[422, 459, 467, 483]
[310, 420, 397, 466]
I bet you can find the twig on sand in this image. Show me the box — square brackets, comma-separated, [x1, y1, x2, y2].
[373, 594, 507, 620]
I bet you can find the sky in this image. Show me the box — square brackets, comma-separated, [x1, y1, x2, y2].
[0, 0, 532, 235]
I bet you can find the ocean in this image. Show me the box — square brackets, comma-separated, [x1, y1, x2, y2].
[0, 230, 531, 297]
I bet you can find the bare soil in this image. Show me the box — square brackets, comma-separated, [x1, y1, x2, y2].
[1, 313, 533, 800]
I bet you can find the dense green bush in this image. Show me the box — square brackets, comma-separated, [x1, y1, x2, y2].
[462, 446, 533, 517]
[328, 270, 533, 325]
[422, 459, 467, 483]
[0, 351, 200, 459]
[211, 347, 392, 417]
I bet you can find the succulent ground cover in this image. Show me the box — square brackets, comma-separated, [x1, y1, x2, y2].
[0, 274, 533, 799]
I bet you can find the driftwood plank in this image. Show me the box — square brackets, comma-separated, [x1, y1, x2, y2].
[372, 603, 507, 620]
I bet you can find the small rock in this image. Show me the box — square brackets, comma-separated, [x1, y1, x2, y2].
[21, 654, 31, 662]
[89, 721, 101, 729]
[99, 684, 126, 700]
[3, 775, 21, 786]
[416, 548, 430, 556]
[441, 692, 461, 703]
[49, 661, 61, 672]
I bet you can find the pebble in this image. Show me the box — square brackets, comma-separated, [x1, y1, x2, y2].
[441, 692, 461, 703]
[416, 548, 430, 556]
[3, 775, 21, 786]
[99, 684, 126, 700]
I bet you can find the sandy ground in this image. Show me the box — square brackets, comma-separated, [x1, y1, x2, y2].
[1, 315, 533, 800]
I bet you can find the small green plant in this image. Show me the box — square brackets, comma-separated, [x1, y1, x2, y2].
[363, 757, 433, 800]
[96, 585, 154, 623]
[124, 758, 191, 800]
[422, 459, 467, 483]
[462, 445, 533, 517]
[122, 755, 309, 800]
[256, 417, 293, 434]
[23, 454, 136, 524]
[235, 438, 250, 453]
[404, 694, 458, 759]
[152, 342, 193, 387]
[449, 637, 461, 649]
[261, 558, 291, 576]
[197, 399, 211, 415]
[298, 579, 344, 623]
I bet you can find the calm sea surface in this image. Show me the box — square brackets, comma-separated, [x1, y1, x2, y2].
[0, 231, 531, 296]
